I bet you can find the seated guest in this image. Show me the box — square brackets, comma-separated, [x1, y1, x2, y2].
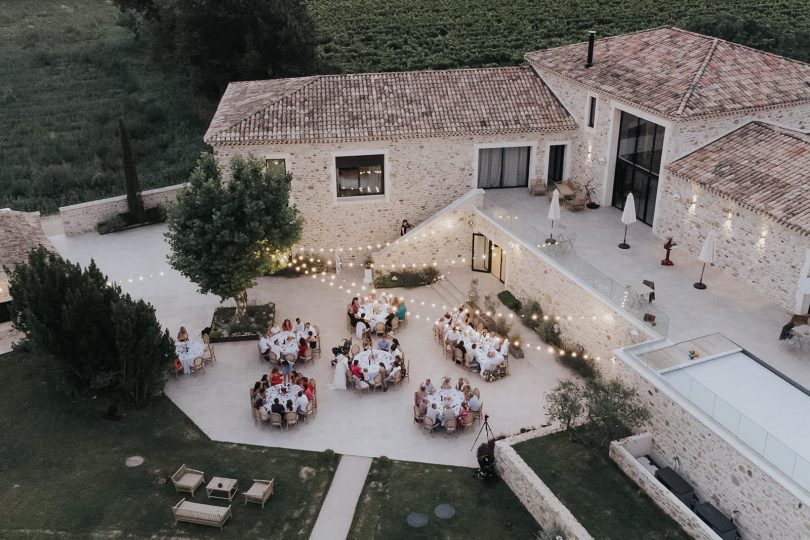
[292, 371, 303, 386]
[177, 326, 189, 342]
[281, 319, 293, 332]
[362, 334, 373, 351]
[254, 395, 265, 409]
[441, 403, 454, 424]
[384, 310, 397, 332]
[294, 390, 309, 413]
[455, 339, 467, 355]
[250, 381, 262, 403]
[351, 360, 363, 380]
[414, 385, 426, 406]
[294, 317, 305, 333]
[390, 338, 402, 358]
[451, 307, 465, 326]
[424, 379, 435, 394]
[440, 377, 452, 390]
[378, 362, 389, 391]
[418, 398, 428, 418]
[444, 325, 460, 343]
[304, 322, 316, 336]
[270, 397, 285, 415]
[377, 333, 391, 351]
[259, 330, 272, 360]
[499, 338, 510, 357]
[456, 378, 467, 391]
[395, 301, 407, 321]
[458, 401, 471, 424]
[306, 331, 317, 349]
[355, 313, 371, 339]
[426, 402, 441, 426]
[257, 401, 271, 422]
[435, 312, 451, 335]
[468, 392, 481, 412]
[285, 399, 294, 412]
[385, 363, 401, 384]
[297, 337, 309, 360]
[270, 368, 283, 386]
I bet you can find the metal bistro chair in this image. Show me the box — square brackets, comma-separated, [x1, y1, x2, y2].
[642, 279, 656, 303]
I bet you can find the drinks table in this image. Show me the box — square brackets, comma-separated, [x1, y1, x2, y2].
[206, 477, 238, 501]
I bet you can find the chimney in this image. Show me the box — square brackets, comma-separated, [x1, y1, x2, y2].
[585, 31, 596, 68]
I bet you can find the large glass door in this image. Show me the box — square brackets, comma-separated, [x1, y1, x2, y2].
[547, 144, 566, 186]
[472, 233, 490, 272]
[612, 111, 664, 226]
[490, 244, 504, 283]
[477, 147, 530, 188]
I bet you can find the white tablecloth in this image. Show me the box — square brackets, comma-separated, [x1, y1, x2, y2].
[353, 349, 394, 381]
[175, 341, 204, 374]
[476, 349, 504, 375]
[263, 384, 303, 410]
[427, 389, 465, 419]
[270, 331, 300, 356]
[457, 333, 504, 378]
[359, 303, 391, 325]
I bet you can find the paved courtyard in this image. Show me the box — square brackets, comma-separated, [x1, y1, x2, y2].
[50, 224, 571, 467]
[486, 189, 810, 386]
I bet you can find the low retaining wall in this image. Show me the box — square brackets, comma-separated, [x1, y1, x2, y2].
[59, 183, 187, 235]
[495, 427, 594, 540]
[610, 433, 721, 540]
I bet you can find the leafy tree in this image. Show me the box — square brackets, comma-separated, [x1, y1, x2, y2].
[545, 379, 585, 439]
[8, 246, 173, 403]
[583, 377, 650, 448]
[119, 118, 145, 222]
[165, 153, 303, 314]
[114, 0, 321, 96]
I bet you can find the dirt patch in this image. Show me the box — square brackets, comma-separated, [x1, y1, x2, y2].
[299, 466, 317, 481]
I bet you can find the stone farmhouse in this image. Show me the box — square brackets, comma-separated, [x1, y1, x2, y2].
[206, 26, 810, 314]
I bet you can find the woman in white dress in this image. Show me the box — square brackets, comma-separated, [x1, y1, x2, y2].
[329, 353, 349, 390]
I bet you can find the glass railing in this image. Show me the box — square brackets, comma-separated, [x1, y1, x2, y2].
[665, 367, 810, 493]
[479, 196, 669, 337]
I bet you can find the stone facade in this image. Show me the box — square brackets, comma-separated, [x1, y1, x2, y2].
[608, 352, 810, 540]
[610, 433, 722, 540]
[655, 175, 808, 311]
[495, 427, 594, 539]
[211, 132, 572, 259]
[59, 184, 186, 236]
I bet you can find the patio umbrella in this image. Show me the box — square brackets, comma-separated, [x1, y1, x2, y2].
[693, 231, 716, 290]
[546, 189, 561, 244]
[618, 193, 637, 249]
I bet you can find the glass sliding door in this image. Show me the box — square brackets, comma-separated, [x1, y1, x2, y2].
[477, 147, 530, 189]
[611, 112, 664, 226]
[490, 243, 504, 283]
[472, 233, 491, 272]
[547, 144, 566, 186]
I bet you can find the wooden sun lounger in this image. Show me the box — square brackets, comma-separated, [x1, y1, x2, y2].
[172, 498, 232, 530]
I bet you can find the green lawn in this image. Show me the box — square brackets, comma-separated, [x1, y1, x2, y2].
[348, 458, 538, 539]
[309, 0, 810, 73]
[515, 431, 690, 540]
[0, 0, 213, 213]
[0, 350, 337, 538]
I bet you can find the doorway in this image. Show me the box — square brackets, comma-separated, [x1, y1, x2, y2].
[547, 144, 566, 186]
[471, 233, 505, 283]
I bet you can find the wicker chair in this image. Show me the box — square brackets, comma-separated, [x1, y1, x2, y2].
[283, 353, 296, 365]
[444, 339, 457, 359]
[371, 372, 384, 391]
[202, 333, 217, 365]
[243, 478, 274, 508]
[312, 336, 322, 358]
[298, 347, 313, 366]
[268, 351, 279, 364]
[171, 465, 205, 496]
[472, 401, 484, 424]
[422, 415, 437, 435]
[373, 322, 386, 337]
[284, 411, 299, 429]
[349, 344, 360, 359]
[190, 356, 205, 374]
[444, 417, 458, 435]
[269, 412, 283, 430]
[353, 376, 370, 394]
[390, 317, 399, 333]
[413, 405, 423, 423]
[452, 348, 464, 365]
[459, 413, 475, 432]
[299, 401, 314, 423]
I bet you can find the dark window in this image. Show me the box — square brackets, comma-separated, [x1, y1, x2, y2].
[547, 144, 566, 185]
[0, 302, 10, 324]
[587, 96, 597, 128]
[477, 147, 530, 188]
[266, 159, 287, 177]
[611, 111, 665, 226]
[335, 155, 384, 197]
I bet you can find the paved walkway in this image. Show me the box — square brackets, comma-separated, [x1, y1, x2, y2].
[309, 455, 372, 540]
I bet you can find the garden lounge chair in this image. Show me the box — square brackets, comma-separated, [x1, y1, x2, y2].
[244, 478, 274, 508]
[172, 498, 231, 530]
[172, 465, 205, 496]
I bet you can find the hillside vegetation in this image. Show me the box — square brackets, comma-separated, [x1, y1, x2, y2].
[2, 0, 808, 212]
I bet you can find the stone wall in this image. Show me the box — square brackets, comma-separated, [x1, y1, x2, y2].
[495, 427, 594, 539]
[607, 352, 810, 539]
[655, 175, 808, 311]
[59, 184, 186, 235]
[211, 131, 573, 260]
[610, 433, 722, 540]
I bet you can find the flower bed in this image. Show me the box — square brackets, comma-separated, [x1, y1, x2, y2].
[482, 364, 509, 382]
[374, 267, 439, 288]
[209, 303, 275, 342]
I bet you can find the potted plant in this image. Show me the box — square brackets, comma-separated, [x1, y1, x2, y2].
[584, 181, 600, 209]
[363, 255, 373, 284]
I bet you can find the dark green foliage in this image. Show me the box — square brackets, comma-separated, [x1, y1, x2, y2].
[0, 0, 212, 213]
[497, 290, 522, 312]
[209, 303, 276, 341]
[119, 118, 145, 221]
[7, 247, 174, 404]
[115, 0, 321, 96]
[165, 154, 303, 313]
[374, 266, 440, 288]
[96, 214, 127, 234]
[583, 377, 651, 448]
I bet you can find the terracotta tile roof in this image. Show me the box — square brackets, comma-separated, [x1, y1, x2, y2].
[0, 209, 55, 282]
[525, 27, 810, 119]
[666, 122, 810, 235]
[205, 67, 575, 144]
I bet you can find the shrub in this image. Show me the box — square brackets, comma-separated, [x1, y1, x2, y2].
[497, 290, 522, 311]
[545, 379, 585, 436]
[493, 315, 511, 337]
[583, 377, 650, 448]
[96, 214, 127, 234]
[374, 267, 439, 288]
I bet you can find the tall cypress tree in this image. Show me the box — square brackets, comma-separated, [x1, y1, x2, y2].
[119, 118, 145, 222]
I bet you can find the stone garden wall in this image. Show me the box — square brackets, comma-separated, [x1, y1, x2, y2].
[495, 427, 594, 540]
[607, 352, 810, 540]
[59, 184, 186, 235]
[610, 433, 721, 540]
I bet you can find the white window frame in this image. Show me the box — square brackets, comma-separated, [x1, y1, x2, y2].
[263, 153, 291, 175]
[542, 140, 571, 186]
[471, 141, 538, 189]
[585, 93, 598, 130]
[330, 149, 389, 204]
